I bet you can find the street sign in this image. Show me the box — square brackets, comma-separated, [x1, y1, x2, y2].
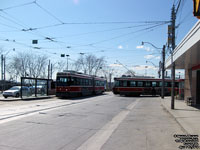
[32, 40, 38, 44]
[61, 54, 65, 57]
[193, 0, 200, 19]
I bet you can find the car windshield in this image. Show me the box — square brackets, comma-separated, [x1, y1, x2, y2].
[9, 87, 20, 90]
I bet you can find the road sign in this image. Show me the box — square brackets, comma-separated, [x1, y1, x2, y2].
[193, 0, 200, 19]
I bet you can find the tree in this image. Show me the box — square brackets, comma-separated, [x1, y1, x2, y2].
[74, 54, 106, 76]
[7, 52, 48, 80]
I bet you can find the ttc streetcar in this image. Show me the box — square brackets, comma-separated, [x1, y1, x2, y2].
[112, 76, 182, 96]
[56, 71, 106, 97]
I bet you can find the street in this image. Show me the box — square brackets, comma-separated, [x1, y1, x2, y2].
[0, 92, 184, 150]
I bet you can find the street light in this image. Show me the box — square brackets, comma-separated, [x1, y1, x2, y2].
[142, 42, 166, 99]
[141, 41, 162, 51]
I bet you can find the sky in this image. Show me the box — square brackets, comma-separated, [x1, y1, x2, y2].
[0, 0, 198, 78]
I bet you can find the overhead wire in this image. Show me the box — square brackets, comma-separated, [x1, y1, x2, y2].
[0, 1, 171, 60]
[34, 0, 64, 24]
[75, 22, 169, 47]
[0, 1, 35, 11]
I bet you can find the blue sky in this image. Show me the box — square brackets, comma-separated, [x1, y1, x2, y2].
[0, 0, 198, 77]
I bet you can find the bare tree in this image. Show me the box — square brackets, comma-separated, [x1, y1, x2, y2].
[74, 54, 106, 75]
[0, 47, 4, 55]
[7, 52, 48, 80]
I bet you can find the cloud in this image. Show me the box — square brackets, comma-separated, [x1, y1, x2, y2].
[109, 64, 123, 67]
[155, 56, 161, 60]
[136, 45, 144, 49]
[131, 65, 158, 71]
[73, 0, 79, 4]
[118, 45, 123, 49]
[144, 55, 155, 59]
[136, 46, 153, 52]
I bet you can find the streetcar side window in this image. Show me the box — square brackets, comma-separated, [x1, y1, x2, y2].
[89, 79, 92, 86]
[114, 81, 120, 87]
[100, 81, 104, 86]
[145, 81, 151, 87]
[76, 78, 80, 85]
[175, 82, 179, 87]
[123, 81, 127, 87]
[130, 81, 136, 87]
[152, 82, 157, 87]
[119, 81, 123, 86]
[137, 81, 143, 87]
[167, 82, 171, 87]
[71, 77, 75, 85]
[86, 79, 89, 86]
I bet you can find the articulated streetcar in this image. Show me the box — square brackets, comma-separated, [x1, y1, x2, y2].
[56, 71, 105, 97]
[112, 76, 182, 96]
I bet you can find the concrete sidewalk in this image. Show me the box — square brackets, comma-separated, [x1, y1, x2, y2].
[161, 97, 200, 135]
[0, 93, 55, 101]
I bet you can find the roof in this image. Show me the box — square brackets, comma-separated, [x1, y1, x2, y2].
[166, 20, 200, 69]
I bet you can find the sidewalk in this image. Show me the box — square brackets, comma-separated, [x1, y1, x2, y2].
[161, 97, 200, 135]
[0, 93, 55, 101]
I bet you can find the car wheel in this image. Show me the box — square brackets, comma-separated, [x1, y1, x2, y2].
[15, 93, 19, 98]
[3, 96, 7, 98]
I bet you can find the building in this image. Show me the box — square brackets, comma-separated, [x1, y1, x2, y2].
[166, 20, 200, 105]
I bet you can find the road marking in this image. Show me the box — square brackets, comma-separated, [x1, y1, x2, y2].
[77, 99, 140, 150]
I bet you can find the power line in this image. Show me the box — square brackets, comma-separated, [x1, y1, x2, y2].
[34, 1, 64, 24]
[0, 1, 35, 11]
[81, 22, 169, 46]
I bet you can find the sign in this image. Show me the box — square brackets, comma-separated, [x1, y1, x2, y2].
[32, 40, 38, 44]
[61, 54, 65, 57]
[193, 0, 200, 19]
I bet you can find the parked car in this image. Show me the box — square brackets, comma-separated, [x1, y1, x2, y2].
[3, 86, 30, 98]
[29, 85, 46, 95]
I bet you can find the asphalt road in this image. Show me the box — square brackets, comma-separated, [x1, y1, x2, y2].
[0, 92, 184, 150]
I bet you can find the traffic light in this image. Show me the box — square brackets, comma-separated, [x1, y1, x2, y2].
[193, 0, 200, 19]
[61, 54, 65, 57]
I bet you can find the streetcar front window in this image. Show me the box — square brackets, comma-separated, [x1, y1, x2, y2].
[114, 81, 120, 87]
[56, 77, 70, 86]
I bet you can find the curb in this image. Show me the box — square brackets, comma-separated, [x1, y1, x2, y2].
[0, 95, 55, 101]
[160, 98, 189, 134]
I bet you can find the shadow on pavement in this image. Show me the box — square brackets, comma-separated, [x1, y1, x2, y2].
[59, 93, 107, 101]
[174, 108, 200, 112]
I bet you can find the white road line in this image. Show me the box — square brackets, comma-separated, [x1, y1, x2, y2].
[76, 99, 140, 150]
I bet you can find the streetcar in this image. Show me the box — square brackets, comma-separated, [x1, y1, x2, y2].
[112, 76, 182, 96]
[56, 71, 106, 97]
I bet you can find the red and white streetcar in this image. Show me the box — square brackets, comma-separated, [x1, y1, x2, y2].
[56, 71, 106, 97]
[112, 76, 182, 96]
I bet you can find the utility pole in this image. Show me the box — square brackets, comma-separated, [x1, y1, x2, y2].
[48, 60, 50, 80]
[161, 45, 166, 99]
[1, 55, 3, 81]
[4, 57, 5, 81]
[66, 55, 70, 71]
[171, 5, 176, 109]
[1, 55, 3, 93]
[109, 73, 112, 91]
[51, 63, 53, 79]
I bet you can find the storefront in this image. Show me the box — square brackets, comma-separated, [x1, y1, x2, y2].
[166, 20, 200, 105]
